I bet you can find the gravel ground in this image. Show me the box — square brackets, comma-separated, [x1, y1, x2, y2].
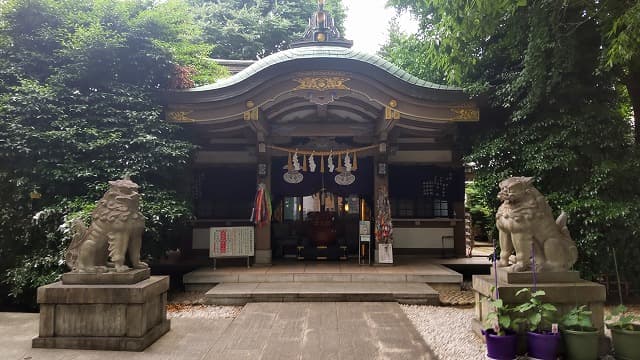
[167, 303, 242, 319]
[167, 290, 243, 319]
[401, 305, 487, 360]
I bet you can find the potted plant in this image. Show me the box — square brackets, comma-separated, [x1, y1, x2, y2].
[482, 296, 519, 360]
[561, 305, 599, 360]
[513, 288, 560, 360]
[605, 305, 640, 360]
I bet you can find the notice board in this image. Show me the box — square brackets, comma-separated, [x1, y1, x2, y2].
[209, 227, 255, 258]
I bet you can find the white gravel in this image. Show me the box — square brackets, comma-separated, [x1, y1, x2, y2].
[167, 304, 242, 319]
[401, 305, 487, 360]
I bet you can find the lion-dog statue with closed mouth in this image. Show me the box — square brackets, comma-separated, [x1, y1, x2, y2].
[65, 176, 148, 273]
[496, 177, 578, 272]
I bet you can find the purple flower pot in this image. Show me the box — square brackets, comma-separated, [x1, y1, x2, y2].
[483, 329, 518, 360]
[527, 331, 560, 360]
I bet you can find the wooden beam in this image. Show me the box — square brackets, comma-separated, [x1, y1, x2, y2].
[208, 138, 252, 144]
[271, 123, 374, 137]
[395, 137, 437, 144]
[206, 124, 250, 133]
[394, 123, 441, 132]
[317, 104, 327, 118]
[376, 110, 396, 135]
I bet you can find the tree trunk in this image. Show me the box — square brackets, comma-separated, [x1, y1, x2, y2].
[626, 67, 640, 144]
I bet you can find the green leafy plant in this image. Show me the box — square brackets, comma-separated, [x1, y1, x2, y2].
[513, 288, 558, 333]
[561, 305, 596, 332]
[485, 287, 517, 336]
[606, 305, 640, 331]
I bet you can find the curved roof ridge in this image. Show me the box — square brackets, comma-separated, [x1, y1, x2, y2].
[188, 46, 461, 92]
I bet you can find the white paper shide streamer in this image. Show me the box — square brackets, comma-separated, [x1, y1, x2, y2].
[344, 153, 352, 172]
[309, 154, 316, 172]
[328, 151, 335, 173]
[292, 152, 300, 171]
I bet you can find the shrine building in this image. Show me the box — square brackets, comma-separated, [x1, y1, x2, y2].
[163, 1, 479, 266]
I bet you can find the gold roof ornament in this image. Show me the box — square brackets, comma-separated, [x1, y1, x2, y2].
[166, 111, 195, 123]
[291, 0, 353, 48]
[294, 75, 350, 91]
[451, 107, 480, 121]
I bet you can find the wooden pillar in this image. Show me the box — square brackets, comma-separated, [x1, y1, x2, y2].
[373, 140, 389, 263]
[254, 141, 272, 265]
[451, 139, 466, 258]
[453, 200, 466, 257]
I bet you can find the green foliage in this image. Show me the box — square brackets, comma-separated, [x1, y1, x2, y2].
[601, 0, 640, 70]
[561, 305, 595, 332]
[606, 305, 640, 331]
[379, 21, 447, 84]
[189, 0, 346, 60]
[513, 288, 558, 333]
[485, 294, 517, 336]
[384, 0, 640, 289]
[465, 181, 495, 242]
[0, 0, 230, 307]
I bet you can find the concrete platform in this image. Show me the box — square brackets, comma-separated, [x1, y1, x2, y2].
[204, 281, 440, 305]
[184, 258, 464, 291]
[3, 302, 435, 360]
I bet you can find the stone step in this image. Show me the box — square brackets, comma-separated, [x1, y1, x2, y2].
[183, 264, 463, 291]
[204, 282, 440, 306]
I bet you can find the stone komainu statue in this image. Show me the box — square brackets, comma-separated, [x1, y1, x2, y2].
[495, 177, 578, 272]
[65, 177, 148, 273]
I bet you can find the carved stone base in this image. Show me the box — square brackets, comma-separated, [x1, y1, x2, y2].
[493, 267, 581, 284]
[472, 274, 608, 355]
[61, 268, 151, 285]
[32, 276, 170, 351]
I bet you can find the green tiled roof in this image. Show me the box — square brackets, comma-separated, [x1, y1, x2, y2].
[189, 46, 461, 92]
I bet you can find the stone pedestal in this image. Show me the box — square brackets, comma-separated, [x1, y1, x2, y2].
[32, 273, 170, 351]
[473, 268, 607, 336]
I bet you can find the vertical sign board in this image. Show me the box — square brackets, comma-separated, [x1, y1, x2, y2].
[209, 227, 255, 258]
[358, 221, 371, 265]
[378, 243, 393, 264]
[359, 220, 370, 235]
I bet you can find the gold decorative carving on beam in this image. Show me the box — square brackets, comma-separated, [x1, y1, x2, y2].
[244, 107, 259, 121]
[451, 107, 480, 121]
[294, 75, 350, 91]
[167, 111, 195, 123]
[384, 99, 400, 120]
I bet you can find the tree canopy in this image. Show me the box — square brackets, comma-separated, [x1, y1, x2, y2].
[383, 0, 640, 285]
[0, 0, 228, 307]
[189, 0, 346, 60]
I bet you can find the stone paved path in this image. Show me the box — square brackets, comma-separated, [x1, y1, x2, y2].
[1, 302, 435, 360]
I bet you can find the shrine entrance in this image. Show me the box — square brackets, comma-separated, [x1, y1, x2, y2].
[164, 1, 479, 266]
[270, 150, 374, 260]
